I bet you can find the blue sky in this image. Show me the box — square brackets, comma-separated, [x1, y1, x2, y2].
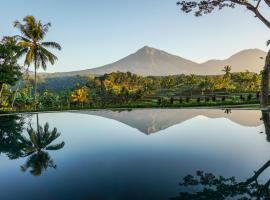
[0, 0, 269, 72]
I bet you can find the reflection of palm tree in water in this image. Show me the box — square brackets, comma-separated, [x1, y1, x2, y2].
[20, 114, 65, 176]
[21, 151, 56, 176]
[224, 109, 231, 115]
[0, 114, 65, 176]
[172, 110, 270, 200]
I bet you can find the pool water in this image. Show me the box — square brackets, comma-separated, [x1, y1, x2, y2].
[0, 109, 269, 200]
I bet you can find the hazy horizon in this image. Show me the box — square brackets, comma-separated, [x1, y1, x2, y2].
[1, 0, 269, 73]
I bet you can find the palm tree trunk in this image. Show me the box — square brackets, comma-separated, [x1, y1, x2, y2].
[0, 84, 3, 98]
[34, 65, 37, 111]
[11, 85, 19, 108]
[36, 114, 39, 131]
[0, 84, 3, 106]
[36, 114, 41, 146]
[261, 50, 270, 108]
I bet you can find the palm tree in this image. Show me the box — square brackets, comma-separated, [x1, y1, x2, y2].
[14, 16, 61, 110]
[21, 151, 56, 176]
[186, 74, 197, 97]
[20, 120, 65, 176]
[222, 65, 232, 78]
[71, 87, 88, 108]
[22, 121, 65, 156]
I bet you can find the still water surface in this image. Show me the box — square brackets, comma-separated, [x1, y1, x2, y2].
[0, 109, 269, 200]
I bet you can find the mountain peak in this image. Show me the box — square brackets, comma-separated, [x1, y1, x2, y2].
[42, 47, 267, 77]
[141, 45, 152, 50]
[137, 45, 157, 55]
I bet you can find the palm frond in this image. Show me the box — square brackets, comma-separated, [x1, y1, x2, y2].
[14, 16, 61, 71]
[27, 128, 37, 145]
[16, 47, 28, 60]
[44, 122, 49, 134]
[38, 52, 49, 70]
[267, 40, 270, 47]
[18, 41, 32, 48]
[24, 48, 34, 66]
[14, 20, 32, 40]
[13, 35, 31, 43]
[23, 15, 35, 24]
[42, 22, 51, 33]
[46, 141, 65, 151]
[40, 46, 58, 65]
[41, 42, 61, 50]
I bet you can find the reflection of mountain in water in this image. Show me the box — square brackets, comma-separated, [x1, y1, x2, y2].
[78, 109, 262, 135]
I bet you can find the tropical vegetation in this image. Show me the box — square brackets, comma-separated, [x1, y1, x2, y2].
[176, 0, 270, 107]
[0, 15, 268, 113]
[0, 114, 65, 176]
[14, 15, 61, 110]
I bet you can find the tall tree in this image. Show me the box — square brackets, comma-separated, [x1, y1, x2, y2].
[176, 0, 270, 107]
[0, 36, 22, 97]
[222, 65, 232, 79]
[186, 74, 198, 96]
[222, 65, 233, 92]
[14, 16, 61, 110]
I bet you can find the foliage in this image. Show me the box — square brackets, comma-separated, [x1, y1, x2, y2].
[176, 0, 270, 30]
[0, 115, 27, 159]
[71, 87, 88, 106]
[0, 36, 22, 88]
[14, 15, 61, 110]
[171, 170, 270, 200]
[0, 70, 264, 112]
[0, 114, 65, 176]
[14, 15, 61, 70]
[176, 0, 270, 107]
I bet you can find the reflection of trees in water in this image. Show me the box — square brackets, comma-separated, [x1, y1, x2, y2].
[262, 110, 270, 141]
[21, 151, 56, 176]
[224, 109, 231, 115]
[172, 110, 270, 200]
[171, 168, 270, 199]
[0, 114, 65, 176]
[0, 115, 28, 159]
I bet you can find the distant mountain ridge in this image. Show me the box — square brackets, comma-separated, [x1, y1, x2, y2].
[43, 46, 267, 77]
[78, 109, 262, 135]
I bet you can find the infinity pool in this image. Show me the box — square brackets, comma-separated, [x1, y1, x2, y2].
[0, 109, 269, 200]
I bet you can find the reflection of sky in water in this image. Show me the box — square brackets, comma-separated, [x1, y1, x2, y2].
[0, 109, 269, 200]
